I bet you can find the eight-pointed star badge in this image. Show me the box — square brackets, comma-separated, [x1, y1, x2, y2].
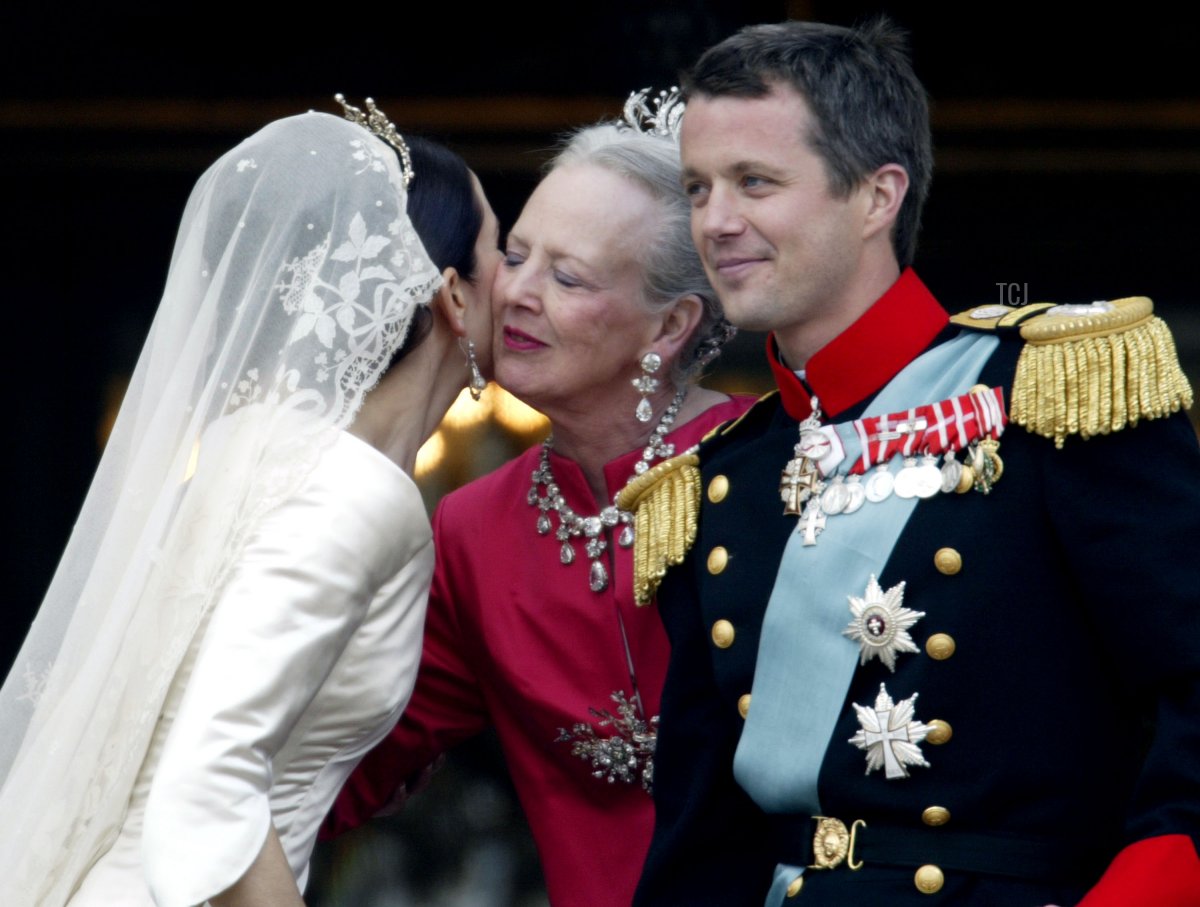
[843, 575, 925, 671]
[848, 683, 931, 779]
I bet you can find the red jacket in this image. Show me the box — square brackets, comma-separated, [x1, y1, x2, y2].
[326, 395, 755, 907]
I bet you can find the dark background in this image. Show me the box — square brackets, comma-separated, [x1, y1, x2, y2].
[3, 3, 1197, 903]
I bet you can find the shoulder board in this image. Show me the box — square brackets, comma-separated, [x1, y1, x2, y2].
[1001, 296, 1193, 447]
[949, 301, 1057, 332]
[615, 452, 701, 606]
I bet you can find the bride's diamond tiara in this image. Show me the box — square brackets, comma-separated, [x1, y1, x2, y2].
[334, 93, 414, 189]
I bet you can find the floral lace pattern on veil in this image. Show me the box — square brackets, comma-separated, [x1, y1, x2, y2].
[0, 113, 441, 906]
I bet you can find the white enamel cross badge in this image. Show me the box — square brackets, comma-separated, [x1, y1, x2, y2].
[849, 683, 931, 779]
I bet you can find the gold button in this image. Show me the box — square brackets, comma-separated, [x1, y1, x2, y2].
[933, 547, 962, 575]
[922, 806, 951, 826]
[926, 633, 956, 660]
[914, 864, 945, 894]
[738, 693, 752, 719]
[969, 383, 990, 395]
[925, 719, 953, 745]
[785, 874, 804, 898]
[707, 546, 729, 575]
[708, 475, 730, 504]
[711, 619, 736, 649]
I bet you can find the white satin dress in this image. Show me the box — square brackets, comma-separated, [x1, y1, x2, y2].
[67, 430, 433, 907]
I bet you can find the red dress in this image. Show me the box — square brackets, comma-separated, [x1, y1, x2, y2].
[325, 396, 755, 907]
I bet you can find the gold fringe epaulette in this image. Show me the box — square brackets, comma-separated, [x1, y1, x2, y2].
[615, 452, 701, 606]
[1006, 296, 1193, 447]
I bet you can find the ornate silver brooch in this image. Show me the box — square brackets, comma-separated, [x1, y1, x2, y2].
[556, 691, 658, 793]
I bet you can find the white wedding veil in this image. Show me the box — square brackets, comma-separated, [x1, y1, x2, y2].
[0, 110, 440, 902]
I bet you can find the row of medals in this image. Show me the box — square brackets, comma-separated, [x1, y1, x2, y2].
[782, 422, 1000, 521]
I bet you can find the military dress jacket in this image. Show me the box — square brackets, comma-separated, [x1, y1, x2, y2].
[635, 271, 1200, 907]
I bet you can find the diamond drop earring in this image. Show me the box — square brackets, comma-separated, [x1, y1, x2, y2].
[632, 352, 662, 423]
[462, 338, 486, 402]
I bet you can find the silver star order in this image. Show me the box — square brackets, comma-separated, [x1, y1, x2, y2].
[848, 683, 931, 779]
[843, 575, 925, 671]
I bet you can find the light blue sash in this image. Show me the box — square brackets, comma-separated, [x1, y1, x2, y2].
[732, 332, 999, 905]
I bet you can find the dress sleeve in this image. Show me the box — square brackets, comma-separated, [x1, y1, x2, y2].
[1043, 411, 1200, 905]
[322, 497, 491, 837]
[142, 437, 424, 907]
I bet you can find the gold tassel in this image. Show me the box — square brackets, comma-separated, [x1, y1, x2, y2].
[616, 453, 701, 606]
[1011, 297, 1194, 447]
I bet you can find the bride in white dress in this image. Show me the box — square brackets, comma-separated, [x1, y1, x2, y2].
[0, 101, 501, 906]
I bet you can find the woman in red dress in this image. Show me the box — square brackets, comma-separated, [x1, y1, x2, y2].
[326, 113, 753, 907]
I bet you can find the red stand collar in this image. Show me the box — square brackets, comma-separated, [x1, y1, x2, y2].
[767, 269, 948, 421]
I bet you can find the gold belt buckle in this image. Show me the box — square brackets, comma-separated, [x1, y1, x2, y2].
[808, 816, 866, 871]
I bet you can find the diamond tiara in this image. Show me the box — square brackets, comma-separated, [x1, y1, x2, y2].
[621, 87, 685, 140]
[334, 93, 414, 189]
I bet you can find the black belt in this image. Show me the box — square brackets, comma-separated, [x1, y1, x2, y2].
[770, 814, 1111, 882]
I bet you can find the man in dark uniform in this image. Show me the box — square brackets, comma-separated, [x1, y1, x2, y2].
[631, 19, 1200, 906]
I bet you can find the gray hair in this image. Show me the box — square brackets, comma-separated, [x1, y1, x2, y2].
[549, 123, 732, 384]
